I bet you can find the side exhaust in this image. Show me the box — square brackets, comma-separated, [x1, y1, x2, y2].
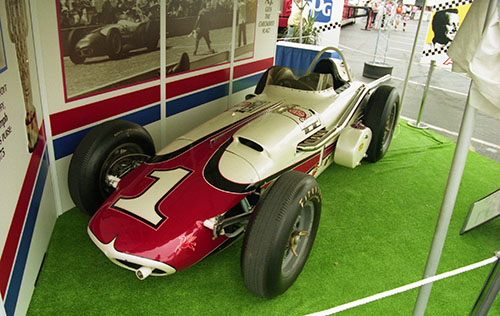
[136, 267, 153, 280]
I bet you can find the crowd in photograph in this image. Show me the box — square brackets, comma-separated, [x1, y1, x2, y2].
[59, 0, 238, 28]
[59, 0, 159, 28]
[166, 0, 234, 18]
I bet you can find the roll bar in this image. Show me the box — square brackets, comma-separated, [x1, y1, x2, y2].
[305, 46, 354, 82]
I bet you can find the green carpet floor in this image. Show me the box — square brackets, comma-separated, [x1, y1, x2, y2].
[28, 120, 500, 315]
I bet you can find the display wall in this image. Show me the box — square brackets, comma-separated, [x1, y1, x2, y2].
[0, 0, 279, 315]
[0, 1, 56, 315]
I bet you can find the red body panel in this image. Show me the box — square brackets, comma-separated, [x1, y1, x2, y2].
[89, 128, 244, 271]
[88, 113, 321, 273]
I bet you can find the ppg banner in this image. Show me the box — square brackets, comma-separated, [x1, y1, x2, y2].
[310, 0, 343, 46]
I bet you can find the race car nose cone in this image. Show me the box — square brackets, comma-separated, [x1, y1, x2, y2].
[136, 266, 152, 280]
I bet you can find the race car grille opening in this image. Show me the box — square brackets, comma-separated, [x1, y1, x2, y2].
[116, 259, 167, 275]
[239, 137, 263, 152]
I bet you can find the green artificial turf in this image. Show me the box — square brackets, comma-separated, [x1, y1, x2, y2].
[28, 120, 500, 315]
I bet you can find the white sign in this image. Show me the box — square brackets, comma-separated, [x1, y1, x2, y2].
[461, 189, 500, 234]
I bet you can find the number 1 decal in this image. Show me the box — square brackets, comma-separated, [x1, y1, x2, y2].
[112, 168, 192, 228]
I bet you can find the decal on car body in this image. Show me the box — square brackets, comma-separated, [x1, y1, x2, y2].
[235, 100, 273, 113]
[274, 104, 321, 134]
[112, 168, 192, 228]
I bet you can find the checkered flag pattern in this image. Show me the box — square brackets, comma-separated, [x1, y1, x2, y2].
[433, 0, 472, 11]
[422, 45, 449, 57]
[314, 22, 341, 33]
[303, 121, 321, 134]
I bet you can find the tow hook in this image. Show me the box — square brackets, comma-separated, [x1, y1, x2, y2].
[136, 266, 152, 280]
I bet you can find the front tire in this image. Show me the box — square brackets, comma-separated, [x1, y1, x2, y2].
[241, 171, 321, 299]
[67, 29, 86, 64]
[145, 20, 160, 51]
[68, 120, 155, 216]
[106, 28, 123, 60]
[70, 50, 85, 64]
[363, 85, 400, 162]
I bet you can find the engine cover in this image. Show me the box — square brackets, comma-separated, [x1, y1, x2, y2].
[334, 123, 372, 168]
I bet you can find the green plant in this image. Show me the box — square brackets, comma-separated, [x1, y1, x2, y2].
[289, 12, 318, 44]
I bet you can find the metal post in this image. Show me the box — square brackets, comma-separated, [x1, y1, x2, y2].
[227, 0, 238, 108]
[408, 60, 436, 129]
[299, 7, 303, 43]
[371, 1, 386, 63]
[400, 0, 428, 114]
[412, 87, 476, 316]
[372, 28, 381, 63]
[470, 251, 500, 316]
[383, 27, 391, 64]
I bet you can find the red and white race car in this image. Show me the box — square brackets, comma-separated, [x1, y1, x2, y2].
[68, 47, 400, 299]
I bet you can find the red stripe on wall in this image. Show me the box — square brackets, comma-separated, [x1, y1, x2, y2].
[233, 57, 274, 79]
[0, 125, 46, 298]
[166, 68, 230, 99]
[50, 85, 160, 136]
[50, 58, 273, 137]
[165, 58, 273, 99]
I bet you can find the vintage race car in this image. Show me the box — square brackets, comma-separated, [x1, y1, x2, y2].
[70, 11, 160, 64]
[68, 47, 400, 299]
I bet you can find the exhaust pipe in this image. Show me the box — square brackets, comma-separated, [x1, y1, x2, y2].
[136, 266, 152, 280]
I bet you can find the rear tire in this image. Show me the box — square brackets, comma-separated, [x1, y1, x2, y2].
[241, 171, 321, 299]
[70, 50, 85, 64]
[363, 85, 400, 162]
[68, 120, 155, 216]
[362, 61, 393, 79]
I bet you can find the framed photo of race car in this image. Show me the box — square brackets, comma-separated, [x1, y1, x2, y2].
[68, 47, 400, 299]
[58, 1, 161, 99]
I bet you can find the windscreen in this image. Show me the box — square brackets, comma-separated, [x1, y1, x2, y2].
[266, 67, 333, 91]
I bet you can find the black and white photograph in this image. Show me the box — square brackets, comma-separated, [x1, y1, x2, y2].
[165, 0, 257, 75]
[58, 0, 161, 100]
[57, 0, 256, 101]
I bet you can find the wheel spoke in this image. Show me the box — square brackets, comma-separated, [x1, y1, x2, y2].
[290, 230, 309, 256]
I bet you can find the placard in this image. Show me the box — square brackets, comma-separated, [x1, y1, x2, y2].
[461, 189, 500, 234]
[420, 0, 472, 70]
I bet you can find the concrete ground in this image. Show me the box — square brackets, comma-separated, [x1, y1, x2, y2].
[338, 18, 500, 162]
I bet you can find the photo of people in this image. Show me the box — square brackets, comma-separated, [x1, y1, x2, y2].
[165, 0, 256, 75]
[57, 0, 257, 101]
